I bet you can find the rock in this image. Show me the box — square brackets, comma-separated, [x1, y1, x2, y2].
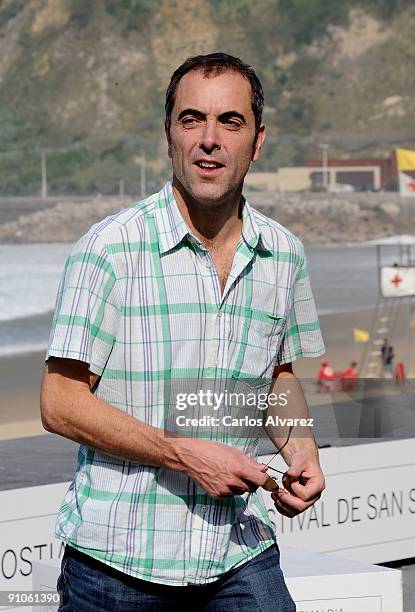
[0, 192, 411, 245]
[378, 202, 400, 217]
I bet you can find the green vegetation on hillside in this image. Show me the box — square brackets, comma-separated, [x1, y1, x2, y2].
[0, 0, 414, 194]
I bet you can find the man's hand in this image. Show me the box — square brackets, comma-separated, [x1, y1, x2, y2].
[171, 437, 269, 499]
[265, 364, 325, 517]
[270, 450, 325, 517]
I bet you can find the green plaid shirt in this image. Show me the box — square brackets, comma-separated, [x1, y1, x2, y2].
[46, 180, 324, 585]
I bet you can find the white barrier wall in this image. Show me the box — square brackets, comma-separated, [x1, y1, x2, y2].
[29, 547, 403, 612]
[0, 439, 412, 603]
[283, 547, 402, 612]
[0, 483, 67, 592]
[258, 438, 415, 563]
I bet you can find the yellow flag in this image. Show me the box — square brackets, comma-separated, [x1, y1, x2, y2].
[353, 328, 369, 343]
[396, 148, 415, 171]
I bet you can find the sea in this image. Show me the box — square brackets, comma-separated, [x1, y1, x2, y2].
[0, 243, 381, 358]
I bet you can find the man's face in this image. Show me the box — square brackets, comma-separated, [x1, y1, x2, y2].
[166, 69, 265, 206]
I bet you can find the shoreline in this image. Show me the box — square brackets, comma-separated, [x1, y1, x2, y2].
[0, 306, 412, 440]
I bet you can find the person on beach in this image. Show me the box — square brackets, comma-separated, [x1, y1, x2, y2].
[381, 339, 394, 378]
[316, 359, 335, 393]
[339, 361, 358, 391]
[40, 53, 325, 611]
[380, 338, 389, 376]
[394, 361, 406, 385]
[384, 345, 395, 378]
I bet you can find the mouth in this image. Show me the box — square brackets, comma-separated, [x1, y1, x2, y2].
[194, 160, 225, 174]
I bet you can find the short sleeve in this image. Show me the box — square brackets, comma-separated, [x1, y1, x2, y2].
[45, 232, 121, 376]
[275, 245, 325, 365]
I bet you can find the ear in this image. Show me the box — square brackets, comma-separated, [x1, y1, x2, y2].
[251, 124, 266, 162]
[164, 121, 172, 159]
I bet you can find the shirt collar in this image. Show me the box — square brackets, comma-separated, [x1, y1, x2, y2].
[153, 180, 190, 254]
[154, 180, 272, 255]
[239, 196, 272, 253]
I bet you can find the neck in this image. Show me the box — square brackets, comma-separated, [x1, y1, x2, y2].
[172, 178, 243, 248]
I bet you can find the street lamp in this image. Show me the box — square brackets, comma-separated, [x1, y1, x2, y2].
[319, 143, 330, 191]
[40, 150, 48, 198]
[134, 154, 147, 198]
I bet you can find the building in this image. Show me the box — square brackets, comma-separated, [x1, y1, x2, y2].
[306, 155, 396, 191]
[245, 150, 415, 193]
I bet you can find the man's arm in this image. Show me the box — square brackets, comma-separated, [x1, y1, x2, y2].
[40, 357, 268, 498]
[264, 363, 325, 518]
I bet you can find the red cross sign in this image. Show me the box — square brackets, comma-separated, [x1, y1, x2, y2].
[391, 274, 402, 287]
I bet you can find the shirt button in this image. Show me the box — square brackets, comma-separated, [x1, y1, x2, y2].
[205, 259, 212, 268]
[217, 311, 223, 317]
[201, 505, 208, 513]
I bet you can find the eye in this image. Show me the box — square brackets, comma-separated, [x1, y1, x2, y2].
[181, 117, 200, 127]
[223, 119, 241, 128]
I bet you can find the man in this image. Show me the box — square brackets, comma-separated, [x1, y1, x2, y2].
[339, 361, 358, 391]
[316, 359, 335, 393]
[40, 53, 325, 610]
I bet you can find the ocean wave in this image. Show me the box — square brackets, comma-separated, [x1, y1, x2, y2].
[0, 341, 48, 358]
[317, 305, 377, 316]
[0, 303, 56, 323]
[0, 242, 70, 322]
[0, 311, 53, 358]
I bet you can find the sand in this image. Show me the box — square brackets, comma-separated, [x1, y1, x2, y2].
[0, 351, 48, 439]
[0, 306, 413, 441]
[2, 311, 414, 611]
[296, 305, 414, 378]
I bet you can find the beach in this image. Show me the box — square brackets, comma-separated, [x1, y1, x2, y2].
[1, 306, 412, 441]
[0, 350, 47, 440]
[2, 307, 415, 611]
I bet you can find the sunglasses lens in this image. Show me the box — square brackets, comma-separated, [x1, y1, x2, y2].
[262, 476, 279, 492]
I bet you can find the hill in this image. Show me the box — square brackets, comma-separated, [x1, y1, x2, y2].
[0, 0, 414, 195]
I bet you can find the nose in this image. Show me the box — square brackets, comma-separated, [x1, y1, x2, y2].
[199, 119, 221, 154]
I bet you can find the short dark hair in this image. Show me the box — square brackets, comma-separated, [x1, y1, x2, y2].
[165, 52, 264, 143]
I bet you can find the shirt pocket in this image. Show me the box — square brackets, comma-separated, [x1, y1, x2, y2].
[233, 313, 286, 385]
[251, 314, 285, 338]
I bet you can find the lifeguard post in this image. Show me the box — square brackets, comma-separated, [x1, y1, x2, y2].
[360, 234, 415, 378]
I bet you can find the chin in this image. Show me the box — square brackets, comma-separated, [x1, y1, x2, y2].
[187, 182, 237, 206]
[193, 190, 225, 205]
